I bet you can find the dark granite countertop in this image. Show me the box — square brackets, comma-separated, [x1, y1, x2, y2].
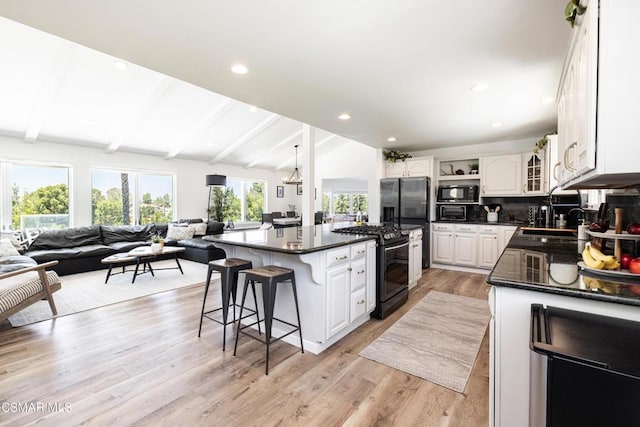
[487, 228, 640, 306]
[205, 224, 376, 254]
[433, 220, 528, 226]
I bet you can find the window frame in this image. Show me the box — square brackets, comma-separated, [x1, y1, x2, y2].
[1, 160, 73, 230]
[90, 167, 177, 226]
[225, 177, 268, 224]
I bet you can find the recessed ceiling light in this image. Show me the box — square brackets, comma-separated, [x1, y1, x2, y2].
[248, 105, 258, 112]
[338, 113, 351, 120]
[230, 64, 249, 75]
[387, 137, 397, 142]
[471, 82, 489, 92]
[541, 97, 555, 104]
[491, 122, 503, 128]
[113, 60, 128, 70]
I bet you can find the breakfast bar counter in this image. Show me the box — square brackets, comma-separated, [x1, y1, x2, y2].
[206, 224, 378, 354]
[486, 229, 640, 426]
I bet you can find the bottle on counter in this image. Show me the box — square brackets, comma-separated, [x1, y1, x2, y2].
[356, 211, 362, 225]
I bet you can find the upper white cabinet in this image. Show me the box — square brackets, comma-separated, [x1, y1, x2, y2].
[480, 155, 522, 196]
[384, 156, 433, 178]
[557, 0, 640, 188]
[521, 149, 547, 195]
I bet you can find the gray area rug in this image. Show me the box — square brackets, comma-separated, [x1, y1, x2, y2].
[8, 259, 209, 327]
[360, 291, 490, 393]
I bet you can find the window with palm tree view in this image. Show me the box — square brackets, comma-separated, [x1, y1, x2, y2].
[91, 169, 174, 225]
[208, 179, 265, 223]
[3, 163, 70, 230]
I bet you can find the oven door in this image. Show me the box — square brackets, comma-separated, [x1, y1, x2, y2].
[381, 240, 409, 301]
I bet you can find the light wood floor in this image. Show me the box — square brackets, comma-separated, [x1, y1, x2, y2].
[0, 268, 491, 426]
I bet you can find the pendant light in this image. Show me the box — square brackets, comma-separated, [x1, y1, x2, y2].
[283, 144, 303, 185]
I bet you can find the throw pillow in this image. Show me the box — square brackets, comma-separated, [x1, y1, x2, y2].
[166, 224, 195, 241]
[188, 222, 207, 236]
[0, 238, 20, 257]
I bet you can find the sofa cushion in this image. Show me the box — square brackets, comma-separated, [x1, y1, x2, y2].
[0, 239, 20, 257]
[101, 224, 156, 245]
[206, 221, 225, 235]
[26, 245, 115, 262]
[28, 225, 103, 250]
[0, 255, 37, 274]
[166, 224, 195, 241]
[188, 222, 208, 236]
[0, 270, 60, 313]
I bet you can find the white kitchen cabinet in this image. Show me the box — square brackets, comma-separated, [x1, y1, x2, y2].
[521, 150, 546, 195]
[480, 155, 522, 196]
[409, 228, 423, 289]
[326, 263, 350, 337]
[365, 241, 376, 312]
[557, 0, 640, 188]
[497, 226, 517, 256]
[432, 223, 454, 264]
[433, 223, 516, 270]
[453, 224, 477, 267]
[326, 242, 370, 338]
[384, 156, 433, 178]
[477, 225, 498, 269]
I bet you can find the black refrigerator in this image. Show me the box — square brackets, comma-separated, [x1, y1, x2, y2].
[380, 177, 430, 268]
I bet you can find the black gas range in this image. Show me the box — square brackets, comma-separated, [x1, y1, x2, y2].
[333, 224, 410, 318]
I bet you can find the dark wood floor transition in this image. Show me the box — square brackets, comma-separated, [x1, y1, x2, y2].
[0, 268, 490, 426]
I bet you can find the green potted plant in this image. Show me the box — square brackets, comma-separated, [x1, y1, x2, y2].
[565, 0, 587, 28]
[383, 150, 412, 163]
[151, 234, 164, 252]
[468, 162, 479, 175]
[533, 131, 557, 155]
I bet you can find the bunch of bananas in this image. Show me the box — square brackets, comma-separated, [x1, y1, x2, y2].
[582, 243, 621, 270]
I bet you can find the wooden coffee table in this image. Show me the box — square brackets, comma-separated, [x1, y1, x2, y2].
[101, 246, 186, 284]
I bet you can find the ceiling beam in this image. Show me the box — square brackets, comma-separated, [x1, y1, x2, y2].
[164, 98, 234, 159]
[24, 42, 74, 143]
[244, 127, 303, 168]
[105, 76, 173, 153]
[274, 134, 335, 170]
[209, 114, 281, 164]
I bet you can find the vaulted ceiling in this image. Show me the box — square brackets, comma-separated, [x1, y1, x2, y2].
[0, 1, 570, 171]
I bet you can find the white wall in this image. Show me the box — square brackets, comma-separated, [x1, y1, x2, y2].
[314, 141, 380, 222]
[0, 136, 299, 226]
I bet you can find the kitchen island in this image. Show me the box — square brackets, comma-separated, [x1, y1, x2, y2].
[205, 224, 377, 354]
[487, 229, 640, 426]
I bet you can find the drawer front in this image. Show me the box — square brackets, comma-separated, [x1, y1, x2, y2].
[350, 257, 366, 291]
[454, 224, 477, 233]
[410, 229, 423, 239]
[433, 223, 454, 232]
[350, 287, 367, 322]
[477, 225, 498, 234]
[350, 243, 367, 260]
[326, 247, 350, 268]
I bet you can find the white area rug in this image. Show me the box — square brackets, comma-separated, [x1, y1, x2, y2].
[8, 259, 210, 327]
[360, 291, 490, 393]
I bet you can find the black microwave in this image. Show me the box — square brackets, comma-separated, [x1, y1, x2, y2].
[436, 185, 478, 203]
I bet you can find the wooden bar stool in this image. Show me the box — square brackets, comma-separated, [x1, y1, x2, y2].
[198, 258, 260, 351]
[233, 266, 304, 375]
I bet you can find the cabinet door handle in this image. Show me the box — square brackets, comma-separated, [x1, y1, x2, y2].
[357, 299, 365, 305]
[347, 267, 353, 271]
[565, 142, 577, 172]
[522, 183, 527, 193]
[357, 250, 365, 254]
[482, 185, 486, 194]
[553, 161, 560, 180]
[336, 255, 348, 261]
[357, 270, 365, 274]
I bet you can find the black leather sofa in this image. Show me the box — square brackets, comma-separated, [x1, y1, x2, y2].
[24, 221, 226, 276]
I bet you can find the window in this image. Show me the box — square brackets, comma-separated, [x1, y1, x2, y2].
[217, 178, 265, 223]
[91, 169, 174, 225]
[324, 191, 368, 216]
[1, 163, 70, 230]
